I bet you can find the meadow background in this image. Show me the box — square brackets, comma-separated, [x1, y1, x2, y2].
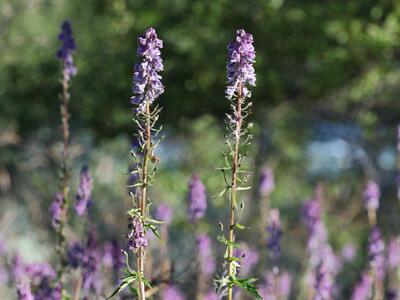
[1, 0, 400, 299]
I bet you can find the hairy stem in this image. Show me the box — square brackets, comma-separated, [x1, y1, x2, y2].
[227, 85, 243, 300]
[137, 102, 151, 300]
[57, 69, 70, 283]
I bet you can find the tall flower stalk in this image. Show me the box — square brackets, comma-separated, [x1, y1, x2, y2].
[52, 19, 77, 282]
[124, 27, 164, 300]
[217, 29, 259, 300]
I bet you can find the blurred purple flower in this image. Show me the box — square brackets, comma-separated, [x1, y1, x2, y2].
[74, 165, 93, 216]
[127, 216, 147, 252]
[314, 260, 334, 300]
[387, 237, 400, 270]
[196, 233, 216, 276]
[234, 243, 259, 276]
[204, 290, 219, 300]
[155, 203, 173, 225]
[266, 209, 282, 262]
[131, 28, 164, 113]
[67, 242, 84, 268]
[103, 240, 123, 277]
[363, 180, 380, 211]
[56, 20, 77, 82]
[81, 230, 102, 294]
[188, 173, 207, 223]
[226, 29, 256, 99]
[368, 226, 385, 281]
[260, 271, 292, 300]
[163, 285, 186, 300]
[259, 167, 274, 196]
[351, 272, 372, 300]
[50, 192, 64, 229]
[341, 243, 356, 262]
[17, 278, 34, 300]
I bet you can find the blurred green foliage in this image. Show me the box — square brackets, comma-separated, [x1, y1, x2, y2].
[2, 0, 400, 137]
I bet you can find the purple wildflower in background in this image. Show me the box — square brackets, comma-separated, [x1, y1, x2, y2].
[234, 243, 259, 276]
[56, 20, 77, 82]
[368, 226, 385, 281]
[188, 173, 207, 223]
[67, 242, 84, 268]
[131, 27, 164, 113]
[126, 216, 147, 252]
[363, 180, 380, 211]
[260, 271, 292, 300]
[387, 237, 400, 270]
[226, 29, 256, 99]
[50, 192, 64, 229]
[351, 272, 372, 300]
[155, 203, 173, 225]
[196, 233, 216, 276]
[341, 243, 356, 262]
[74, 165, 93, 216]
[17, 278, 34, 300]
[397, 125, 400, 152]
[163, 285, 186, 300]
[266, 209, 282, 262]
[103, 240, 123, 276]
[259, 166, 274, 196]
[314, 260, 334, 300]
[204, 291, 219, 300]
[81, 230, 102, 294]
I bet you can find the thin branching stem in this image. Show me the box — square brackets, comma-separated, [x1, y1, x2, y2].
[227, 84, 243, 300]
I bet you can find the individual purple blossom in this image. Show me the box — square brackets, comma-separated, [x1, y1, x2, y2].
[155, 203, 173, 225]
[81, 230, 102, 294]
[196, 233, 216, 276]
[74, 166, 93, 216]
[131, 28, 164, 113]
[351, 272, 372, 300]
[56, 20, 77, 82]
[266, 209, 282, 261]
[126, 216, 147, 252]
[368, 226, 385, 281]
[163, 285, 186, 300]
[226, 29, 256, 99]
[25, 263, 56, 281]
[188, 173, 207, 223]
[387, 237, 400, 270]
[17, 278, 34, 300]
[363, 180, 380, 211]
[314, 260, 334, 300]
[259, 167, 274, 196]
[34, 280, 62, 300]
[50, 192, 64, 229]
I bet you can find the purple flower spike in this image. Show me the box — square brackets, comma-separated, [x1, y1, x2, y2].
[126, 216, 147, 252]
[56, 20, 77, 82]
[226, 29, 256, 99]
[131, 28, 164, 113]
[74, 166, 93, 216]
[266, 209, 282, 261]
[50, 192, 64, 229]
[188, 173, 207, 223]
[163, 285, 186, 300]
[351, 272, 372, 300]
[363, 180, 380, 211]
[196, 233, 216, 276]
[234, 243, 259, 276]
[155, 203, 173, 225]
[259, 167, 274, 196]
